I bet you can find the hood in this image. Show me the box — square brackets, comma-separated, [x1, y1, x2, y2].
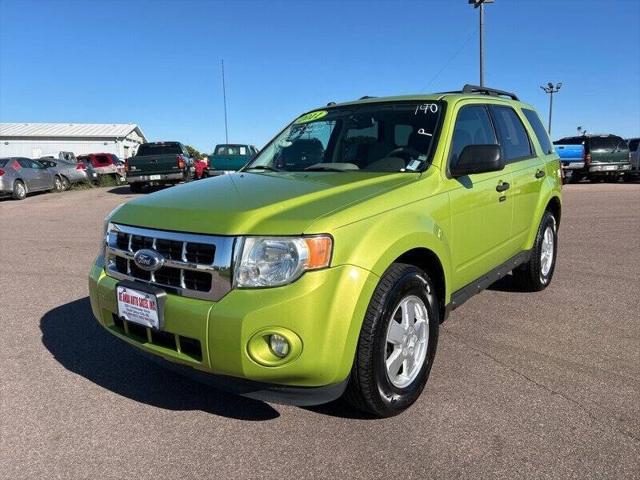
[112, 171, 416, 235]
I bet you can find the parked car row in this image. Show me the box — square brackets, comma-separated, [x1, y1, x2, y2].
[0, 157, 91, 199]
[123, 142, 257, 192]
[554, 134, 639, 183]
[0, 150, 131, 200]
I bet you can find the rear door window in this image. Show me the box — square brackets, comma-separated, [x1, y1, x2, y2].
[522, 109, 554, 154]
[489, 106, 533, 162]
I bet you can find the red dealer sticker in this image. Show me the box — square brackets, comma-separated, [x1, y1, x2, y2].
[116, 286, 159, 329]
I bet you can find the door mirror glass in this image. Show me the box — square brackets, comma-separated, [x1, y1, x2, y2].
[450, 144, 504, 177]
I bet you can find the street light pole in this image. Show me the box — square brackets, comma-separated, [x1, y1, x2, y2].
[221, 59, 229, 144]
[540, 82, 563, 135]
[469, 0, 494, 87]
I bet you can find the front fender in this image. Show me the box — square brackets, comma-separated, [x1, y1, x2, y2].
[331, 204, 452, 303]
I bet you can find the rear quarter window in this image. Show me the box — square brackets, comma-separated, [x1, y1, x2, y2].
[522, 108, 554, 155]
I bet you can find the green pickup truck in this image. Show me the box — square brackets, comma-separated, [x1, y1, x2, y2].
[126, 142, 194, 192]
[90, 85, 562, 417]
[208, 144, 258, 174]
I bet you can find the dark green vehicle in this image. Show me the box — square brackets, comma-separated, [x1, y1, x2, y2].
[554, 134, 631, 182]
[208, 144, 258, 175]
[126, 142, 194, 193]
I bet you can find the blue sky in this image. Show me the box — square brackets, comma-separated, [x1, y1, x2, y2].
[1, 0, 638, 152]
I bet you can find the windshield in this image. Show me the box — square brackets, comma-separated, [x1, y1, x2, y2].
[244, 101, 443, 173]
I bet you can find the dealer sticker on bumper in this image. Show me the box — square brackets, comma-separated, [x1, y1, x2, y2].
[117, 285, 159, 329]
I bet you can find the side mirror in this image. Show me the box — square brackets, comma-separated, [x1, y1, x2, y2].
[450, 144, 504, 177]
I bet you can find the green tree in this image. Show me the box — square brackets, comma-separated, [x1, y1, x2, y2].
[185, 145, 202, 159]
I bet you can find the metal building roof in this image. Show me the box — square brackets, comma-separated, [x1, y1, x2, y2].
[0, 123, 146, 141]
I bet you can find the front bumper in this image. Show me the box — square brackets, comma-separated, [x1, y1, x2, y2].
[126, 173, 183, 184]
[88, 255, 378, 402]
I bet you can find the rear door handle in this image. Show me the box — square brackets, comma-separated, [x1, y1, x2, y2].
[535, 169, 546, 179]
[496, 181, 510, 192]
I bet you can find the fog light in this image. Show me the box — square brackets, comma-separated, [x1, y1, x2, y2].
[269, 334, 290, 358]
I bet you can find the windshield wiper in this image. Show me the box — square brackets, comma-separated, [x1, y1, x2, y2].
[304, 163, 358, 172]
[244, 165, 281, 172]
[304, 166, 349, 172]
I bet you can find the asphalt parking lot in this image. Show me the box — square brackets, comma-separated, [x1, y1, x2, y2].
[1, 183, 639, 480]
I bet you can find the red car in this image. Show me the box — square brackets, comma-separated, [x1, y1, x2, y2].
[77, 153, 125, 182]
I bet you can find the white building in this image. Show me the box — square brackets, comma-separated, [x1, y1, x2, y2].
[0, 123, 147, 159]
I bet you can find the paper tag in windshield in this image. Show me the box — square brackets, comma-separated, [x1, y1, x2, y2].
[406, 160, 421, 171]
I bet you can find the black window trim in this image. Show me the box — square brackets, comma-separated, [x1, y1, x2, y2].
[445, 103, 498, 178]
[487, 104, 535, 164]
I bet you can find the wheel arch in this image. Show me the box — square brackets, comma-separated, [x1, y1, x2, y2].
[525, 190, 562, 249]
[394, 248, 447, 323]
[546, 195, 561, 226]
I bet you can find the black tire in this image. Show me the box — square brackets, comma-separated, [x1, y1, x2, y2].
[513, 210, 558, 292]
[344, 263, 439, 417]
[61, 176, 71, 190]
[129, 183, 144, 193]
[53, 176, 64, 192]
[12, 180, 26, 200]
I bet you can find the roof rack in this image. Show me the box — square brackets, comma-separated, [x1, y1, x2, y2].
[359, 95, 376, 100]
[460, 84, 519, 101]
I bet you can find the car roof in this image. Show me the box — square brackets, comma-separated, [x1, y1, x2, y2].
[316, 86, 532, 113]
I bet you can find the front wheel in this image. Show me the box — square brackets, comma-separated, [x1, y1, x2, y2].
[513, 210, 558, 291]
[344, 263, 439, 417]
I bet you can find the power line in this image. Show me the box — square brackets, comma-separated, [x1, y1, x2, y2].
[422, 27, 478, 92]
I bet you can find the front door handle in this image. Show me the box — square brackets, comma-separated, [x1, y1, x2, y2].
[535, 169, 546, 179]
[496, 181, 510, 192]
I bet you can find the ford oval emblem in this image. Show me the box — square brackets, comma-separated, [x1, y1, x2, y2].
[133, 249, 165, 272]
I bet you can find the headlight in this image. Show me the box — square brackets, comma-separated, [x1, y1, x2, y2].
[234, 235, 332, 288]
[101, 204, 124, 256]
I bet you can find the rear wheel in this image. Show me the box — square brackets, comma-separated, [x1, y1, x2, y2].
[53, 176, 64, 192]
[12, 180, 26, 200]
[344, 263, 439, 417]
[61, 176, 71, 190]
[513, 210, 558, 292]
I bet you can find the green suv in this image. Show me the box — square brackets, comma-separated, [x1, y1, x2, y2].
[89, 85, 562, 417]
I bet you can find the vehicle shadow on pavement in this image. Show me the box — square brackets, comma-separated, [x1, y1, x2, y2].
[40, 297, 280, 421]
[486, 274, 531, 293]
[106, 186, 165, 195]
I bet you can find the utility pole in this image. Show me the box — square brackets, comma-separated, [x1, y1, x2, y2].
[540, 82, 563, 135]
[221, 59, 229, 143]
[469, 0, 493, 87]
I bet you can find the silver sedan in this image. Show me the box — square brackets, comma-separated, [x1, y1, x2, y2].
[38, 158, 92, 190]
[0, 157, 55, 200]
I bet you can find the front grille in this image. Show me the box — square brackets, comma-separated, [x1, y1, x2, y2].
[105, 223, 236, 301]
